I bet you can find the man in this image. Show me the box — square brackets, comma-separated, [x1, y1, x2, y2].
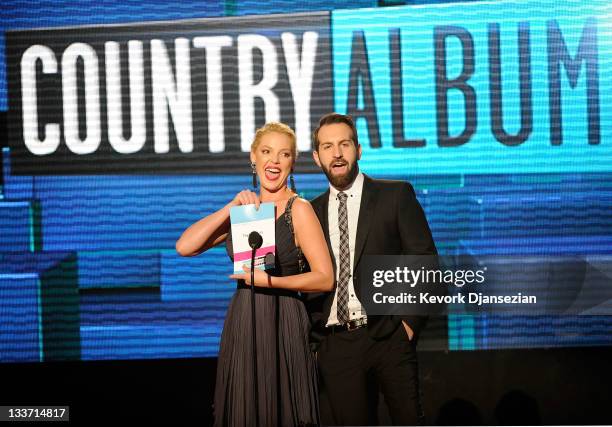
[307, 113, 437, 425]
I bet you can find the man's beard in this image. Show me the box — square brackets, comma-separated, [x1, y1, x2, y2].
[322, 161, 359, 190]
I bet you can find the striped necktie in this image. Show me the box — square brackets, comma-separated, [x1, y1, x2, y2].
[336, 191, 350, 324]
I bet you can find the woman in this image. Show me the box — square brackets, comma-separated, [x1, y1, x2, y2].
[176, 122, 334, 426]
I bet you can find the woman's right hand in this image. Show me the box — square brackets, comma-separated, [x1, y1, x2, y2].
[230, 189, 260, 210]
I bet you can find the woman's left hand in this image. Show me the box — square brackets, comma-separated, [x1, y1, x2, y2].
[229, 264, 271, 287]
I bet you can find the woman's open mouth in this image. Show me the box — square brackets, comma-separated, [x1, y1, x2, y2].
[264, 166, 281, 181]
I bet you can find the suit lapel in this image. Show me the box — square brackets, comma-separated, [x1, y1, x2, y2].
[353, 175, 377, 274]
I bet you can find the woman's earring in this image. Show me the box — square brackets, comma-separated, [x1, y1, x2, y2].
[290, 173, 297, 193]
[251, 162, 258, 189]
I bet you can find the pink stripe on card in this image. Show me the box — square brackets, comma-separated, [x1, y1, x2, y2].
[233, 245, 276, 262]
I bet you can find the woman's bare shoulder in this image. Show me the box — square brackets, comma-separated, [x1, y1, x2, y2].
[290, 197, 318, 224]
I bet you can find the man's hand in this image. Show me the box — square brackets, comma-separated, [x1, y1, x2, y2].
[401, 320, 414, 341]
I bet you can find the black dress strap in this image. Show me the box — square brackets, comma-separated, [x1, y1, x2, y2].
[283, 195, 306, 273]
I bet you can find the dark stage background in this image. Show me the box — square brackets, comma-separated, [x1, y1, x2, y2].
[1, 347, 611, 425]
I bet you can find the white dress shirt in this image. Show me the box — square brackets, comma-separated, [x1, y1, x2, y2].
[326, 172, 368, 326]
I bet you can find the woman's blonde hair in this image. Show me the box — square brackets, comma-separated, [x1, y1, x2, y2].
[251, 122, 298, 159]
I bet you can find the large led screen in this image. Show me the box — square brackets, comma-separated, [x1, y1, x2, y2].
[0, 0, 610, 362]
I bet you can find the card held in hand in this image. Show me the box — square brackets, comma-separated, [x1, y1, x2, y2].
[229, 203, 276, 274]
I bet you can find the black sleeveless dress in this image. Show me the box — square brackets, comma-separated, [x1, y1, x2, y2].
[213, 196, 319, 426]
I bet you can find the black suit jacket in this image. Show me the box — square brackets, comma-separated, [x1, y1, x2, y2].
[307, 174, 438, 348]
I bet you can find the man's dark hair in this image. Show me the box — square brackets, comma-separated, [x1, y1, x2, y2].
[312, 113, 359, 151]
